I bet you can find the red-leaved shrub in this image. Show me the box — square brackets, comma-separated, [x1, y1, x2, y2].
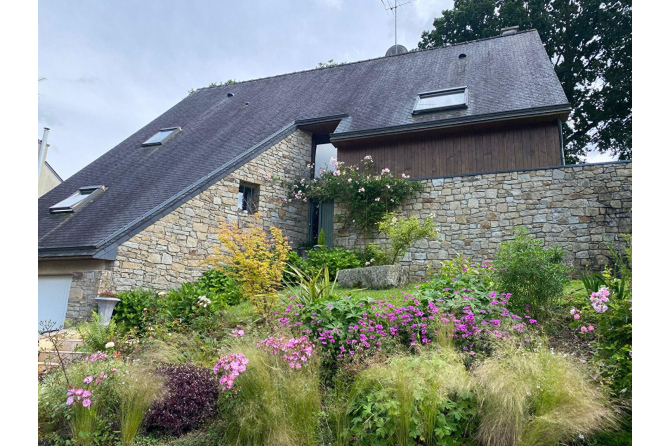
[145, 363, 219, 435]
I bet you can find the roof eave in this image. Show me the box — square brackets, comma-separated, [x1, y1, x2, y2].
[330, 104, 571, 143]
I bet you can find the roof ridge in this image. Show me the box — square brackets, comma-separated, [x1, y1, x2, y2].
[195, 29, 538, 93]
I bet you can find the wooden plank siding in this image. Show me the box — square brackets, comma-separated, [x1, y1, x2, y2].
[336, 121, 561, 178]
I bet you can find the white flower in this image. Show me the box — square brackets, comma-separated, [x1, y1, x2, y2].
[381, 168, 390, 174]
[358, 187, 365, 193]
[363, 155, 373, 161]
[105, 342, 115, 349]
[347, 178, 352, 183]
[374, 197, 381, 202]
[579, 434, 584, 440]
[158, 291, 168, 297]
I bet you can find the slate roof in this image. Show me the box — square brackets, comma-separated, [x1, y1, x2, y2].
[38, 29, 569, 258]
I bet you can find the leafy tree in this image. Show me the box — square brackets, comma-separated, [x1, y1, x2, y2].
[418, 0, 632, 162]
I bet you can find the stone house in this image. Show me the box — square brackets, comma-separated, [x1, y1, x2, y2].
[37, 28, 631, 329]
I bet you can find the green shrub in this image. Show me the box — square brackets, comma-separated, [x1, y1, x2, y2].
[493, 228, 570, 318]
[473, 345, 616, 446]
[196, 269, 243, 306]
[418, 254, 497, 314]
[112, 288, 164, 335]
[346, 348, 477, 446]
[38, 353, 125, 444]
[76, 312, 118, 352]
[377, 213, 437, 264]
[356, 242, 392, 266]
[304, 247, 361, 280]
[219, 341, 322, 446]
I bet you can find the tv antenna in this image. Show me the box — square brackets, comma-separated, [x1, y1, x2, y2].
[380, 0, 412, 54]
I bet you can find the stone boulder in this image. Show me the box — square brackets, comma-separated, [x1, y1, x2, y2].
[337, 264, 409, 290]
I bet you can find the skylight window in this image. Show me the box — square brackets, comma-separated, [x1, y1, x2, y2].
[413, 87, 468, 114]
[50, 186, 105, 214]
[141, 127, 181, 147]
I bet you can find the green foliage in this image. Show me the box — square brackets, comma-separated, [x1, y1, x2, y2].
[346, 348, 477, 446]
[317, 228, 326, 246]
[38, 355, 125, 444]
[120, 368, 163, 446]
[76, 312, 118, 352]
[418, 254, 496, 314]
[357, 242, 392, 266]
[377, 213, 437, 263]
[286, 156, 423, 233]
[219, 341, 322, 445]
[473, 345, 617, 446]
[285, 247, 362, 282]
[493, 228, 570, 318]
[284, 264, 339, 306]
[574, 237, 632, 398]
[418, 0, 632, 161]
[196, 269, 243, 306]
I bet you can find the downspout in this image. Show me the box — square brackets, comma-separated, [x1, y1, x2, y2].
[38, 127, 50, 178]
[557, 119, 565, 165]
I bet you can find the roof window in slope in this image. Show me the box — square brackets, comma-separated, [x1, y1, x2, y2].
[141, 127, 181, 147]
[413, 87, 468, 114]
[49, 186, 105, 214]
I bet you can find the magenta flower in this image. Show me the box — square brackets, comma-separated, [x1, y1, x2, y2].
[82, 399, 91, 408]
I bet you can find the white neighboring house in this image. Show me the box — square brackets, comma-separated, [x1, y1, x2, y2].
[38, 139, 63, 198]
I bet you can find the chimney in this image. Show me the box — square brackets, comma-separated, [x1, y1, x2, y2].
[500, 26, 519, 36]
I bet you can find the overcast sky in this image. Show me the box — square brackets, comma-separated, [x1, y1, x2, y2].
[38, 0, 610, 180]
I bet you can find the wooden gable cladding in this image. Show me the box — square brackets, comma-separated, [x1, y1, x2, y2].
[334, 120, 562, 178]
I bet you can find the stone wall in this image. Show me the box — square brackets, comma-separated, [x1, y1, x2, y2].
[112, 130, 313, 291]
[334, 162, 632, 281]
[65, 270, 113, 324]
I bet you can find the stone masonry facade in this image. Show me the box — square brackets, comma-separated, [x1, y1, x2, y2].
[334, 162, 632, 282]
[111, 130, 313, 291]
[65, 270, 114, 323]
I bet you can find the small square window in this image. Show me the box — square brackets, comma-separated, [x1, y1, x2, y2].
[50, 186, 105, 213]
[141, 127, 181, 147]
[238, 182, 259, 214]
[413, 87, 468, 114]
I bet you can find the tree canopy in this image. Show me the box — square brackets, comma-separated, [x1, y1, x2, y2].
[419, 0, 631, 163]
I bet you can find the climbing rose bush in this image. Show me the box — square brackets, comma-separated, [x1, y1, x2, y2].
[284, 155, 422, 233]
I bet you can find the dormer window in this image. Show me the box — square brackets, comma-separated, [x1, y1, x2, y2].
[141, 127, 181, 147]
[413, 87, 468, 114]
[50, 186, 106, 214]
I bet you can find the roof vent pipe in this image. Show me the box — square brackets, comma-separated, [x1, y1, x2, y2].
[500, 26, 519, 36]
[38, 127, 50, 179]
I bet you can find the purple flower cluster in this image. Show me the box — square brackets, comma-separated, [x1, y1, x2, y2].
[257, 336, 315, 369]
[66, 387, 92, 407]
[281, 290, 537, 361]
[213, 353, 249, 391]
[231, 325, 245, 338]
[590, 287, 610, 313]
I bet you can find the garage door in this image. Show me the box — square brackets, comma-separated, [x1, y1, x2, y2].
[38, 275, 72, 332]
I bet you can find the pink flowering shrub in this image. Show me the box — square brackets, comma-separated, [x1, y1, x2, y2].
[278, 287, 538, 367]
[257, 335, 315, 369]
[213, 353, 249, 390]
[576, 253, 633, 397]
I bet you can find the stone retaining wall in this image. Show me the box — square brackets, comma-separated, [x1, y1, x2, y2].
[334, 162, 632, 281]
[111, 130, 313, 291]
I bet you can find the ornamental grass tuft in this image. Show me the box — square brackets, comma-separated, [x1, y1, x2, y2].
[473, 345, 617, 446]
[219, 340, 321, 446]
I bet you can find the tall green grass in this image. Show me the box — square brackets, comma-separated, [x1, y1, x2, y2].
[119, 368, 163, 446]
[348, 347, 475, 445]
[473, 345, 617, 446]
[219, 341, 321, 446]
